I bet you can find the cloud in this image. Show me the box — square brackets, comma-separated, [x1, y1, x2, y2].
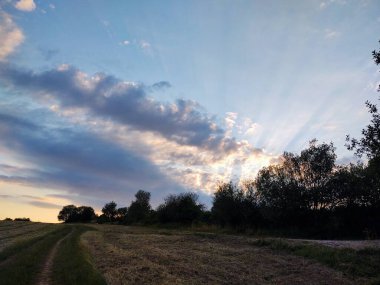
[121, 40, 130, 46]
[139, 40, 151, 50]
[324, 28, 340, 39]
[0, 112, 183, 200]
[0, 11, 24, 61]
[0, 64, 238, 152]
[14, 0, 36, 11]
[29, 201, 61, 209]
[38, 48, 59, 61]
[151, 81, 171, 91]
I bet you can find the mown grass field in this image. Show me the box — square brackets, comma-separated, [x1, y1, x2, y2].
[0, 221, 379, 285]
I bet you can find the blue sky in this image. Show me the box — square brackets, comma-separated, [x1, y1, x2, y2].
[0, 0, 379, 222]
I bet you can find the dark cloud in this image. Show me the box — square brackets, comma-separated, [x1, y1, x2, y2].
[38, 47, 59, 61]
[0, 64, 237, 152]
[0, 112, 184, 202]
[150, 81, 171, 91]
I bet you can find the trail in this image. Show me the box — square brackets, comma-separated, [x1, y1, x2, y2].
[36, 228, 72, 285]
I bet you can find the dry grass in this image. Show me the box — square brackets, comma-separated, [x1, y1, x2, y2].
[82, 225, 358, 285]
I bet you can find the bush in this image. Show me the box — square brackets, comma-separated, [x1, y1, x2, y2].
[157, 192, 204, 225]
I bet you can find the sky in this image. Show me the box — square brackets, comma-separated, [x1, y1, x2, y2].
[0, 0, 379, 222]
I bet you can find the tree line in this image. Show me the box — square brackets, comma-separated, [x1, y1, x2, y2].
[58, 41, 380, 238]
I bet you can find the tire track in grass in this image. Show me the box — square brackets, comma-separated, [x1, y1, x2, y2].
[36, 228, 73, 285]
[0, 226, 71, 285]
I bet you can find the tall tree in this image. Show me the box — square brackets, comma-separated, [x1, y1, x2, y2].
[127, 190, 152, 224]
[102, 201, 117, 222]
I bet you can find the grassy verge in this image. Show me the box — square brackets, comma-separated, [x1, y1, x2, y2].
[0, 225, 70, 285]
[52, 225, 106, 285]
[253, 238, 380, 284]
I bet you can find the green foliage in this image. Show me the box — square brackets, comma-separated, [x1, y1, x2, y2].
[0, 226, 70, 285]
[52, 225, 106, 285]
[253, 239, 380, 281]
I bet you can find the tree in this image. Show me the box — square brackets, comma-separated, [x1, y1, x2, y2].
[58, 205, 96, 223]
[157, 192, 204, 224]
[127, 190, 152, 224]
[254, 140, 337, 228]
[116, 207, 128, 223]
[346, 40, 380, 160]
[346, 40, 380, 210]
[76, 206, 96, 222]
[212, 181, 260, 228]
[58, 205, 78, 223]
[102, 201, 117, 222]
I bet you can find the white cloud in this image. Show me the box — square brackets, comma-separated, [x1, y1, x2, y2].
[49, 4, 55, 9]
[0, 11, 24, 61]
[225, 112, 238, 129]
[121, 40, 130, 46]
[14, 0, 36, 12]
[139, 40, 151, 50]
[324, 28, 339, 39]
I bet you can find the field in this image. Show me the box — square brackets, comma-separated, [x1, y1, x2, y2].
[0, 221, 380, 285]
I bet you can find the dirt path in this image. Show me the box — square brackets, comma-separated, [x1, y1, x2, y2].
[36, 229, 72, 285]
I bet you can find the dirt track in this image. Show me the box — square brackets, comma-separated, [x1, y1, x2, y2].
[36, 229, 72, 285]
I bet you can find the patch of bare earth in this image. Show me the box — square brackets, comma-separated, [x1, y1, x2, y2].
[36, 230, 71, 285]
[81, 226, 358, 285]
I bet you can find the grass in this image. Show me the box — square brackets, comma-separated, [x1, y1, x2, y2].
[253, 238, 380, 284]
[0, 225, 70, 285]
[52, 225, 106, 285]
[83, 225, 357, 284]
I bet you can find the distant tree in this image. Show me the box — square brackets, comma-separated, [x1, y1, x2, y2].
[58, 205, 78, 223]
[157, 192, 204, 225]
[212, 181, 260, 228]
[127, 190, 152, 224]
[102, 201, 118, 222]
[254, 140, 337, 229]
[14, 218, 30, 222]
[76, 206, 96, 222]
[116, 207, 128, 223]
[4, 218, 12, 221]
[58, 205, 96, 223]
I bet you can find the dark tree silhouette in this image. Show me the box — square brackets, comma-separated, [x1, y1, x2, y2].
[157, 192, 204, 224]
[212, 181, 260, 228]
[76, 206, 96, 222]
[58, 205, 78, 223]
[102, 201, 117, 222]
[127, 190, 151, 224]
[58, 205, 96, 223]
[116, 207, 128, 222]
